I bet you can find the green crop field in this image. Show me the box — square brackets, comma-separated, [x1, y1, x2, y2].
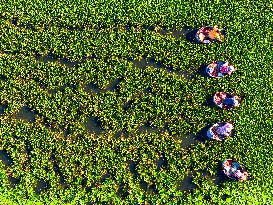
[0, 0, 272, 204]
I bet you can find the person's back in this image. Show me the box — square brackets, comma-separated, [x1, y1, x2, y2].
[216, 123, 233, 136]
[207, 122, 233, 141]
[208, 28, 221, 40]
[223, 97, 240, 109]
[197, 26, 224, 43]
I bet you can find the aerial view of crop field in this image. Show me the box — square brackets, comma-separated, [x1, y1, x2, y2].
[0, 1, 272, 204]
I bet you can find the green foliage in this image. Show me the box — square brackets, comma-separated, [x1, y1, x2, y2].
[0, 0, 272, 204]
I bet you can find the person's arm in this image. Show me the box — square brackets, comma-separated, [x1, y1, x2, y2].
[219, 92, 227, 99]
[215, 135, 222, 141]
[198, 33, 205, 42]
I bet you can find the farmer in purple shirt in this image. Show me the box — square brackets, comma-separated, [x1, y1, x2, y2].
[207, 122, 234, 141]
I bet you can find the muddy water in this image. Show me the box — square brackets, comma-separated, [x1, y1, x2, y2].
[0, 74, 8, 81]
[169, 70, 195, 80]
[181, 70, 195, 80]
[128, 161, 138, 176]
[59, 58, 82, 68]
[24, 140, 32, 160]
[105, 78, 123, 92]
[52, 160, 67, 188]
[84, 117, 104, 135]
[0, 104, 7, 115]
[139, 181, 158, 193]
[34, 180, 49, 194]
[48, 85, 77, 95]
[117, 183, 129, 198]
[84, 83, 103, 94]
[139, 180, 148, 190]
[170, 27, 194, 39]
[122, 99, 135, 111]
[177, 175, 197, 191]
[36, 55, 82, 68]
[137, 123, 162, 134]
[157, 26, 196, 39]
[132, 57, 164, 69]
[143, 87, 156, 96]
[209, 174, 226, 185]
[132, 57, 151, 68]
[36, 55, 55, 63]
[114, 130, 129, 138]
[15, 106, 36, 123]
[100, 173, 111, 183]
[180, 133, 198, 148]
[0, 150, 13, 166]
[83, 77, 123, 94]
[195, 125, 212, 142]
[132, 56, 196, 81]
[8, 176, 20, 187]
[155, 156, 168, 169]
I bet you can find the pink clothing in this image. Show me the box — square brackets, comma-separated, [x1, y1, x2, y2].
[214, 92, 227, 105]
[206, 62, 235, 78]
[220, 65, 231, 74]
